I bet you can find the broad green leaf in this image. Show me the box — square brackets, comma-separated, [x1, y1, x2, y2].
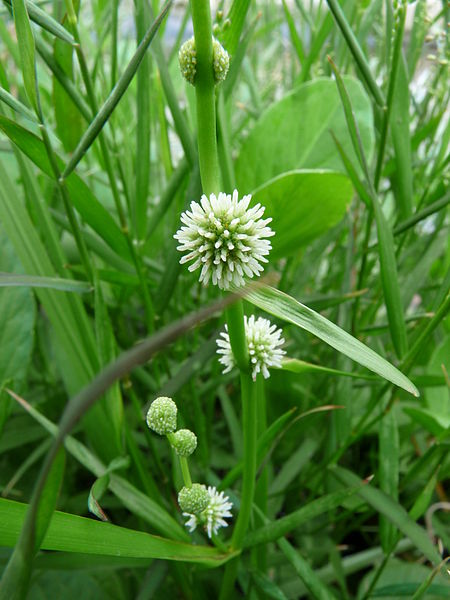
[0, 498, 236, 567]
[330, 466, 442, 565]
[0, 116, 130, 261]
[0, 274, 91, 293]
[235, 77, 374, 191]
[252, 170, 353, 258]
[246, 286, 418, 396]
[0, 230, 35, 387]
[11, 0, 38, 112]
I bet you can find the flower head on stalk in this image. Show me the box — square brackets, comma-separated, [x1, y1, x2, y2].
[217, 315, 285, 380]
[183, 486, 233, 538]
[174, 190, 274, 290]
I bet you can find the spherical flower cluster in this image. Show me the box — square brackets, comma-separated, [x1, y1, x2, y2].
[217, 315, 285, 380]
[146, 397, 177, 435]
[183, 486, 233, 538]
[178, 483, 210, 514]
[178, 36, 229, 86]
[174, 190, 274, 290]
[170, 429, 197, 457]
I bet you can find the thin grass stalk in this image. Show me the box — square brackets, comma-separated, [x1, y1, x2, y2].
[374, 1, 407, 190]
[326, 0, 385, 107]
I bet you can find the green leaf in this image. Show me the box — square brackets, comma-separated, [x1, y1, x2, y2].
[244, 486, 361, 548]
[251, 170, 353, 258]
[246, 286, 418, 396]
[53, 36, 83, 153]
[235, 77, 374, 191]
[280, 358, 377, 380]
[277, 537, 338, 600]
[11, 0, 38, 112]
[330, 466, 442, 565]
[0, 448, 65, 600]
[0, 116, 130, 261]
[4, 0, 75, 45]
[0, 230, 36, 387]
[0, 498, 236, 567]
[0, 274, 92, 293]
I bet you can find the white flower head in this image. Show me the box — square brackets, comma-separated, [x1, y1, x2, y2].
[217, 315, 285, 380]
[183, 486, 233, 539]
[174, 190, 274, 290]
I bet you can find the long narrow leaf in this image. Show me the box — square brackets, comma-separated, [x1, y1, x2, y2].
[246, 286, 418, 396]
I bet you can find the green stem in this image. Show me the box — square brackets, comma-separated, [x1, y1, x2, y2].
[179, 456, 193, 488]
[190, 0, 221, 194]
[225, 300, 249, 373]
[167, 434, 193, 487]
[220, 372, 257, 599]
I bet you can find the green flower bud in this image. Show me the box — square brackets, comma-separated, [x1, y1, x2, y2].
[178, 37, 229, 86]
[146, 396, 177, 435]
[170, 429, 197, 457]
[178, 484, 210, 514]
[212, 38, 230, 84]
[178, 37, 197, 86]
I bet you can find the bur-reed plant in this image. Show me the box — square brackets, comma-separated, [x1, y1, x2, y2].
[0, 0, 448, 598]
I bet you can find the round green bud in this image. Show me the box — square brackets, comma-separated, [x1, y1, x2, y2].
[178, 37, 197, 85]
[146, 396, 177, 435]
[178, 37, 229, 86]
[212, 38, 230, 84]
[170, 429, 197, 457]
[178, 484, 210, 514]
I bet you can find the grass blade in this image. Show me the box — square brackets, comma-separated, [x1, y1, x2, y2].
[246, 286, 418, 396]
[0, 449, 65, 600]
[0, 274, 92, 293]
[0, 498, 236, 567]
[244, 486, 362, 548]
[62, 0, 172, 179]
[330, 466, 442, 565]
[11, 0, 38, 112]
[326, 0, 384, 106]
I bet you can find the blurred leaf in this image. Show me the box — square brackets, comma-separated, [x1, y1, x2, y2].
[330, 466, 442, 565]
[0, 116, 130, 261]
[0, 274, 91, 293]
[11, 0, 38, 112]
[53, 36, 83, 153]
[251, 170, 352, 258]
[0, 230, 36, 388]
[236, 77, 374, 191]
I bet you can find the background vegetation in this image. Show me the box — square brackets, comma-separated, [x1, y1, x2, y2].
[0, 0, 449, 598]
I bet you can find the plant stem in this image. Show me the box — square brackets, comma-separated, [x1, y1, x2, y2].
[179, 456, 193, 488]
[190, 0, 221, 195]
[219, 372, 257, 599]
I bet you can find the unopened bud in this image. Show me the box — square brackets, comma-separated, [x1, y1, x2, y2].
[178, 484, 210, 514]
[146, 397, 177, 435]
